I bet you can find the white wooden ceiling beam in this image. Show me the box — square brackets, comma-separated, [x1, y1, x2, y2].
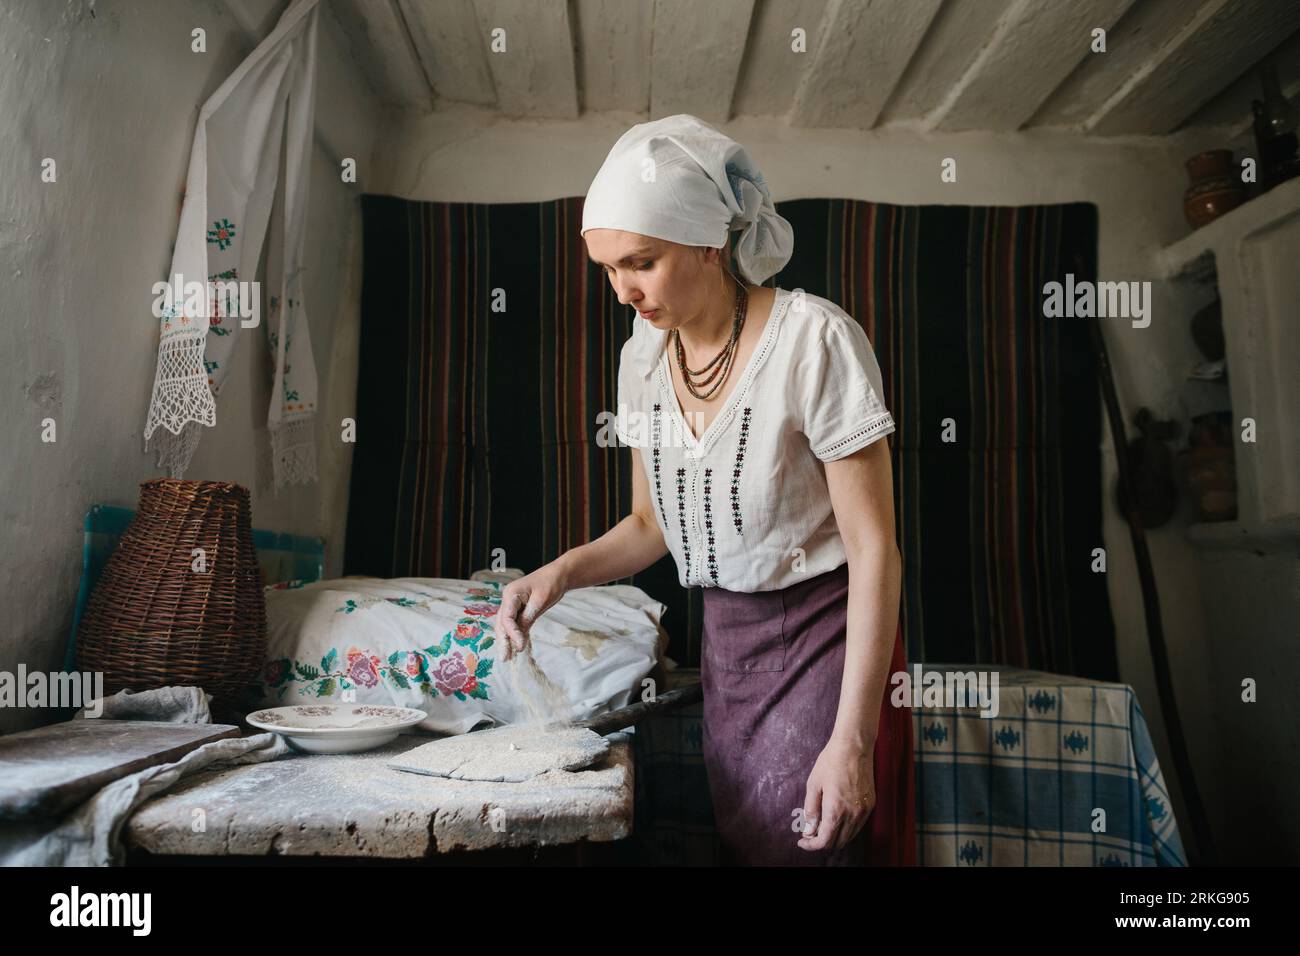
[329, 0, 435, 111]
[472, 0, 579, 119]
[398, 0, 496, 108]
[1180, 28, 1300, 138]
[1028, 0, 1207, 129]
[574, 0, 655, 114]
[1085, 0, 1300, 135]
[929, 0, 1136, 132]
[731, 0, 830, 119]
[875, 0, 1005, 127]
[790, 0, 943, 129]
[649, 0, 756, 123]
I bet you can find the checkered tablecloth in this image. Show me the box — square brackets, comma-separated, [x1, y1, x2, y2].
[634, 665, 1185, 867]
[912, 664, 1185, 867]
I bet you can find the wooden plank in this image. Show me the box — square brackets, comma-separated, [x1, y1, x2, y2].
[1029, 0, 1207, 129]
[650, 0, 755, 123]
[932, 0, 1136, 132]
[575, 0, 656, 114]
[731, 0, 826, 119]
[1087, 0, 1300, 135]
[330, 0, 435, 110]
[399, 0, 497, 108]
[0, 720, 240, 820]
[473, 0, 579, 119]
[877, 0, 1006, 126]
[791, 0, 943, 129]
[1177, 27, 1300, 135]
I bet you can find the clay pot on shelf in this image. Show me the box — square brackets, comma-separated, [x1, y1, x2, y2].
[1177, 411, 1238, 522]
[1183, 150, 1246, 229]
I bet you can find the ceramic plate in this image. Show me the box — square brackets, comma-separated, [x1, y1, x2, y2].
[246, 703, 428, 754]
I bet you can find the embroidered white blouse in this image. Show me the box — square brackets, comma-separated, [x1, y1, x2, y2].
[614, 287, 895, 592]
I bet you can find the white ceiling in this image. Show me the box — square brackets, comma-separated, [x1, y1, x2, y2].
[321, 0, 1300, 137]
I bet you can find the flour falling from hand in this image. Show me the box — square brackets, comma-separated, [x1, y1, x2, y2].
[503, 640, 572, 729]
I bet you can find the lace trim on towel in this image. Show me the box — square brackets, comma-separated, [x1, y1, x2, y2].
[146, 421, 205, 478]
[143, 332, 217, 476]
[814, 413, 896, 460]
[269, 416, 318, 490]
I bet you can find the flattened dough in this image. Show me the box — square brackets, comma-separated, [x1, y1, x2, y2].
[387, 725, 610, 782]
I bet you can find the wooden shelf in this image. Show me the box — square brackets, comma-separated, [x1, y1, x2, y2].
[1187, 515, 1300, 552]
[1158, 176, 1300, 281]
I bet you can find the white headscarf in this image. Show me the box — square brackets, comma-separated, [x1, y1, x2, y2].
[581, 114, 794, 285]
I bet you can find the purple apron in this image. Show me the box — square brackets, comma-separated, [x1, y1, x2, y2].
[700, 561, 916, 866]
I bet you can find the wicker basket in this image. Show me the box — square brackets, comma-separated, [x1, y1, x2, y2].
[76, 479, 267, 698]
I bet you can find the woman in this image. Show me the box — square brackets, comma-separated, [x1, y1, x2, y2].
[495, 115, 914, 866]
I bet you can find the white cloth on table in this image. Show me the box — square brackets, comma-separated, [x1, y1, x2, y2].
[71, 685, 212, 724]
[0, 687, 291, 867]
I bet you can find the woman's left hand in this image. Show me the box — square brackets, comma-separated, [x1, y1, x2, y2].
[797, 737, 876, 852]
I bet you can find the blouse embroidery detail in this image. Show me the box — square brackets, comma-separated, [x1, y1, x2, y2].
[730, 406, 752, 536]
[617, 287, 896, 592]
[652, 402, 668, 528]
[703, 467, 718, 585]
[675, 467, 691, 575]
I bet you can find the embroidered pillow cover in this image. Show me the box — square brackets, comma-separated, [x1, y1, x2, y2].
[257, 577, 667, 734]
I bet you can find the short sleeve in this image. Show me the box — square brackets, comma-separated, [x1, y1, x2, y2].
[798, 312, 895, 462]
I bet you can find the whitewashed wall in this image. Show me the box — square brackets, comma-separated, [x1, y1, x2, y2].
[0, 0, 379, 733]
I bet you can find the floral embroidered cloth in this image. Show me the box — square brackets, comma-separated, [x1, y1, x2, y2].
[142, 0, 320, 487]
[258, 577, 667, 735]
[614, 287, 895, 592]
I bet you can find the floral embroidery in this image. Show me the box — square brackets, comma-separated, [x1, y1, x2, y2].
[208, 267, 237, 336]
[160, 301, 181, 333]
[265, 584, 501, 701]
[207, 217, 237, 250]
[731, 406, 752, 535]
[335, 593, 436, 614]
[432, 650, 484, 698]
[652, 403, 667, 528]
[676, 467, 691, 578]
[703, 467, 718, 585]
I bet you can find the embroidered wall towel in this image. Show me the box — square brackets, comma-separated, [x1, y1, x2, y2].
[142, 0, 320, 488]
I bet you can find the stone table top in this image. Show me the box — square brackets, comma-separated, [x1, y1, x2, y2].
[125, 731, 634, 858]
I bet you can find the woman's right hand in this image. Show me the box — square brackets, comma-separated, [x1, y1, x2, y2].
[495, 562, 570, 661]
